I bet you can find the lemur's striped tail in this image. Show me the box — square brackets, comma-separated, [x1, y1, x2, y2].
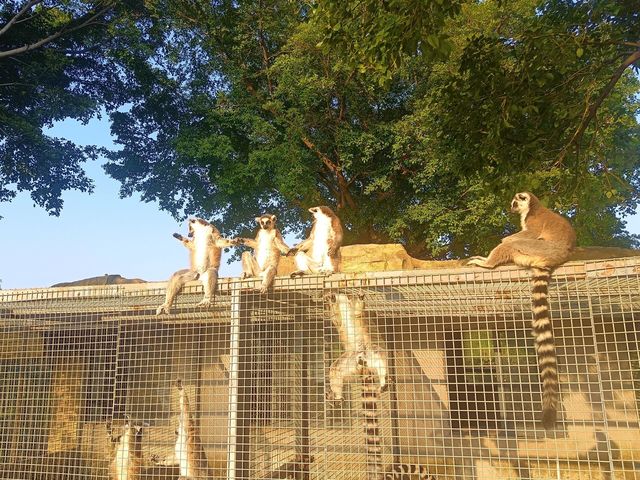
[362, 368, 383, 480]
[383, 463, 435, 479]
[362, 369, 435, 480]
[531, 267, 558, 430]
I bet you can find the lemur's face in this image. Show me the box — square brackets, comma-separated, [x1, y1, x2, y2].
[109, 417, 144, 444]
[511, 192, 531, 214]
[308, 206, 325, 219]
[129, 422, 143, 441]
[188, 218, 213, 237]
[309, 205, 336, 220]
[120, 419, 139, 441]
[256, 214, 276, 230]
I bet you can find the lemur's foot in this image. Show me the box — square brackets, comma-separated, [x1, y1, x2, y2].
[290, 270, 305, 278]
[318, 269, 335, 276]
[380, 373, 393, 393]
[155, 304, 170, 316]
[325, 390, 344, 403]
[196, 298, 213, 308]
[466, 256, 488, 267]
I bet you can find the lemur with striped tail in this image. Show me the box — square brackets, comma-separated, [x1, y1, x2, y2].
[290, 206, 343, 277]
[236, 214, 291, 293]
[156, 218, 235, 315]
[327, 293, 433, 480]
[467, 191, 576, 430]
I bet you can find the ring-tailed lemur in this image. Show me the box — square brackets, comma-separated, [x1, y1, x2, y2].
[467, 191, 576, 430]
[107, 416, 144, 480]
[290, 206, 343, 277]
[327, 294, 433, 480]
[236, 214, 291, 293]
[151, 379, 213, 479]
[156, 218, 235, 315]
[326, 293, 387, 402]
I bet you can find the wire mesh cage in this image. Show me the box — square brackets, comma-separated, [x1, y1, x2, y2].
[0, 257, 638, 479]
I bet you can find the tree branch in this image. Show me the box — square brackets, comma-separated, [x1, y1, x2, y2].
[0, 3, 113, 59]
[0, 82, 37, 87]
[0, 0, 42, 37]
[317, 170, 340, 197]
[256, 2, 274, 95]
[240, 74, 355, 209]
[556, 48, 640, 165]
[300, 136, 356, 209]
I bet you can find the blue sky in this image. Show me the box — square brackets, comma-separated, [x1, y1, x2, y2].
[0, 117, 639, 290]
[0, 115, 244, 290]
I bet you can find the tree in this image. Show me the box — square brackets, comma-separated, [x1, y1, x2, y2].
[105, 0, 311, 236]
[399, 0, 640, 253]
[0, 0, 157, 215]
[313, 0, 640, 187]
[103, 0, 639, 257]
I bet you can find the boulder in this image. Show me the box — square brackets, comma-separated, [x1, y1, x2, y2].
[568, 246, 640, 261]
[340, 243, 463, 272]
[276, 244, 640, 275]
[276, 244, 462, 275]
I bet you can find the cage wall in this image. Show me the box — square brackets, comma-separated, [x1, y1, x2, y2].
[0, 257, 639, 480]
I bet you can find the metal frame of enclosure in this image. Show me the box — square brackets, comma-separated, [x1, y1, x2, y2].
[0, 257, 638, 479]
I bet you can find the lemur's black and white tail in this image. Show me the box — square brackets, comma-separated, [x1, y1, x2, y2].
[383, 463, 434, 479]
[362, 368, 383, 480]
[531, 267, 559, 430]
[362, 369, 434, 480]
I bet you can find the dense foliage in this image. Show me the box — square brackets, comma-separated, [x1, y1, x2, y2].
[2, 0, 639, 256]
[313, 0, 464, 83]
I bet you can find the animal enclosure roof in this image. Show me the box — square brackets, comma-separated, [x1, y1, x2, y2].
[0, 257, 638, 329]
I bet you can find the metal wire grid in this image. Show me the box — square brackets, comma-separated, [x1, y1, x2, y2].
[0, 258, 638, 479]
[584, 259, 640, 480]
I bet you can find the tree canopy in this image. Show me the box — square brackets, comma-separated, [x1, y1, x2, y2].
[0, 0, 155, 214]
[2, 0, 639, 257]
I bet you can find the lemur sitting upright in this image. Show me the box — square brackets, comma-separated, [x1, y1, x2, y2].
[467, 191, 576, 430]
[156, 218, 235, 315]
[107, 416, 144, 480]
[235, 214, 291, 293]
[151, 379, 213, 479]
[290, 206, 343, 277]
